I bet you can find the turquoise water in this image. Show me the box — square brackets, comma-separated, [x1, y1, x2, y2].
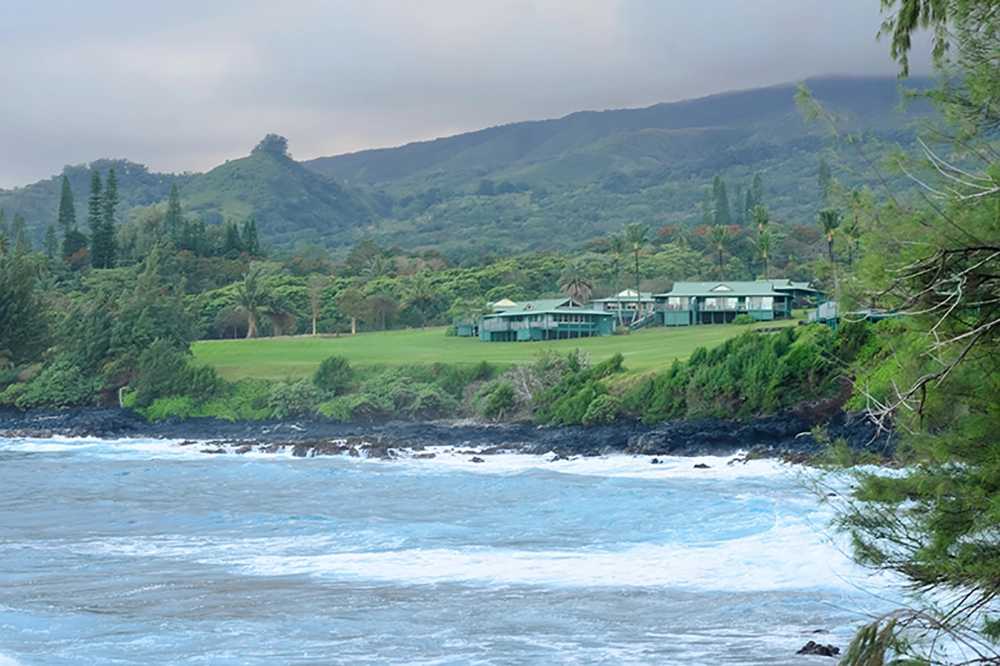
[0, 437, 890, 664]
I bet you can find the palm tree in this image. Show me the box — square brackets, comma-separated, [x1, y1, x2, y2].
[819, 209, 842, 264]
[625, 223, 649, 322]
[609, 232, 628, 327]
[710, 225, 729, 278]
[819, 208, 843, 298]
[361, 255, 396, 282]
[844, 189, 864, 270]
[264, 294, 296, 337]
[233, 269, 269, 339]
[403, 273, 438, 328]
[557, 270, 594, 304]
[751, 204, 770, 235]
[755, 230, 772, 280]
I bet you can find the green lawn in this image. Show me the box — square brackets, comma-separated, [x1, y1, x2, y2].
[193, 318, 802, 381]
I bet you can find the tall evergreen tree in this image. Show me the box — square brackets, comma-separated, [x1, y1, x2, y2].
[732, 184, 745, 226]
[97, 167, 118, 268]
[164, 183, 183, 238]
[750, 172, 764, 210]
[87, 170, 103, 263]
[700, 187, 714, 227]
[713, 176, 731, 226]
[43, 225, 58, 259]
[223, 221, 243, 255]
[241, 218, 259, 256]
[11, 214, 32, 255]
[57, 174, 77, 234]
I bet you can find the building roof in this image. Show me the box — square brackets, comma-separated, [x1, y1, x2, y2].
[591, 290, 655, 303]
[653, 279, 822, 298]
[484, 298, 614, 319]
[490, 298, 519, 309]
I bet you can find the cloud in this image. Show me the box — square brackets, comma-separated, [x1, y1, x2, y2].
[0, 0, 927, 189]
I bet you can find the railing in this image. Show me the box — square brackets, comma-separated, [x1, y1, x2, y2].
[628, 312, 658, 331]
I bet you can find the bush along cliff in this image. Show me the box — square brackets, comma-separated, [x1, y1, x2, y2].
[99, 320, 871, 427]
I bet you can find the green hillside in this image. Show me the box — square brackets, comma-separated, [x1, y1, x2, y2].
[306, 76, 929, 187]
[301, 76, 933, 256]
[0, 159, 196, 247]
[178, 138, 384, 247]
[0, 76, 933, 256]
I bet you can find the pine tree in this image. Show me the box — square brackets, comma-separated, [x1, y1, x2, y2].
[99, 168, 118, 268]
[241, 218, 259, 256]
[700, 187, 714, 227]
[164, 183, 183, 238]
[713, 176, 731, 227]
[12, 213, 32, 254]
[57, 174, 77, 234]
[750, 172, 764, 210]
[223, 221, 243, 255]
[87, 170, 103, 264]
[732, 184, 745, 226]
[43, 225, 58, 258]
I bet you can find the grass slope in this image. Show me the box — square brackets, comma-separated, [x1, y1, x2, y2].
[179, 149, 381, 248]
[192, 320, 798, 381]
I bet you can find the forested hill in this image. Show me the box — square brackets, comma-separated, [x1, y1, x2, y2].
[0, 76, 931, 256]
[305, 76, 929, 187]
[300, 75, 933, 256]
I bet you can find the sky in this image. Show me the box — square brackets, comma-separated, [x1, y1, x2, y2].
[0, 0, 930, 189]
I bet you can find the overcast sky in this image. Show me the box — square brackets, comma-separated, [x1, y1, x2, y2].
[0, 0, 929, 188]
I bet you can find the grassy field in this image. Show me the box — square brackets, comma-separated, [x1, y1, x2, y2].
[192, 318, 802, 381]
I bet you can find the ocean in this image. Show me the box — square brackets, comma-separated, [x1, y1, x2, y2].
[0, 436, 895, 665]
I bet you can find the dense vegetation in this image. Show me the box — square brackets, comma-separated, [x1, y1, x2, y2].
[0, 77, 930, 258]
[0, 140, 856, 423]
[794, 1, 1000, 663]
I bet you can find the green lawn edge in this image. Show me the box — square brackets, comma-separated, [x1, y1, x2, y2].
[192, 317, 802, 381]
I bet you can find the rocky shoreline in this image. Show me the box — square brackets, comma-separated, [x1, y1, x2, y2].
[0, 407, 894, 460]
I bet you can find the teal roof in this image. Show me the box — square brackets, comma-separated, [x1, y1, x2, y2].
[484, 298, 614, 319]
[653, 279, 821, 298]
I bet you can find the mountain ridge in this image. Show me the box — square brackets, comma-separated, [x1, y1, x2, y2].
[0, 75, 932, 255]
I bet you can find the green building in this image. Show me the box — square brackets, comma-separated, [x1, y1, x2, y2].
[655, 279, 822, 326]
[478, 298, 616, 342]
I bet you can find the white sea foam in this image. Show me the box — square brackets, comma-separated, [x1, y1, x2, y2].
[0, 436, 810, 481]
[392, 446, 799, 481]
[221, 521, 868, 593]
[0, 435, 198, 457]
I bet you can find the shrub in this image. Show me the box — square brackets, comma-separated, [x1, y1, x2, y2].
[133, 339, 221, 408]
[13, 358, 101, 409]
[408, 384, 461, 420]
[313, 356, 353, 394]
[733, 313, 757, 325]
[143, 396, 196, 420]
[582, 393, 621, 425]
[316, 396, 353, 422]
[483, 382, 516, 421]
[268, 379, 322, 419]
